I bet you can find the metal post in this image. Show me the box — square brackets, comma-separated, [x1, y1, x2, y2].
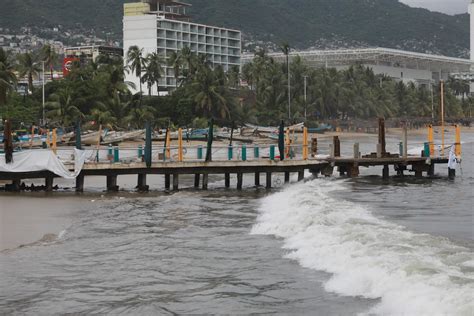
[440, 81, 445, 157]
[303, 75, 308, 121]
[42, 61, 45, 125]
[75, 121, 82, 150]
[403, 125, 408, 159]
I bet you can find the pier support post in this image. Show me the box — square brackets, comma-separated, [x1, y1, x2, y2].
[378, 117, 386, 157]
[448, 168, 456, 179]
[45, 174, 54, 192]
[173, 174, 179, 191]
[194, 174, 200, 188]
[403, 125, 408, 158]
[266, 172, 272, 189]
[75, 174, 84, 192]
[353, 143, 360, 159]
[137, 174, 148, 192]
[413, 164, 423, 178]
[382, 165, 389, 179]
[298, 171, 304, 181]
[106, 175, 119, 192]
[348, 164, 359, 178]
[237, 173, 243, 190]
[255, 172, 260, 187]
[428, 164, 435, 177]
[333, 136, 341, 157]
[165, 174, 171, 190]
[11, 179, 21, 192]
[225, 173, 230, 188]
[202, 174, 209, 190]
[284, 172, 290, 183]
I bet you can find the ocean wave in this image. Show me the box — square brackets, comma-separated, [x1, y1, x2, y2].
[251, 179, 474, 316]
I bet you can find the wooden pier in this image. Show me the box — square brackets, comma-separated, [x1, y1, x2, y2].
[0, 118, 460, 192]
[0, 156, 450, 192]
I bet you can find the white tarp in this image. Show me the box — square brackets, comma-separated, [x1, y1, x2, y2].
[0, 149, 86, 179]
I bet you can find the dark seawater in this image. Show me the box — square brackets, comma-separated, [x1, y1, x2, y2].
[0, 133, 473, 315]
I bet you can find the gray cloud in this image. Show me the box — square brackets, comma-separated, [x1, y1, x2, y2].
[399, 0, 469, 15]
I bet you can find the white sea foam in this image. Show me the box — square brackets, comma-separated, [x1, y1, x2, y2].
[251, 180, 474, 316]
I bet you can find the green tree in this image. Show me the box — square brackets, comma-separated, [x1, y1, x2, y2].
[41, 44, 58, 80]
[0, 48, 17, 106]
[17, 52, 41, 93]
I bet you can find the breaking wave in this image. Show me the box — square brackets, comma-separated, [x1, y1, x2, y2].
[251, 179, 474, 315]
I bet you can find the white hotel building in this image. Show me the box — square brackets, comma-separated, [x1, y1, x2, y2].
[123, 0, 241, 95]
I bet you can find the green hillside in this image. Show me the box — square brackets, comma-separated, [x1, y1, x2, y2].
[0, 0, 469, 57]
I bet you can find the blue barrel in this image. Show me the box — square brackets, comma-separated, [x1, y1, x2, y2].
[270, 145, 275, 161]
[242, 145, 247, 161]
[113, 146, 119, 163]
[254, 146, 259, 159]
[197, 146, 203, 160]
[138, 145, 143, 159]
[228, 145, 233, 160]
[424, 142, 430, 158]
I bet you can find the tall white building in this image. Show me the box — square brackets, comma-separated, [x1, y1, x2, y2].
[123, 0, 241, 95]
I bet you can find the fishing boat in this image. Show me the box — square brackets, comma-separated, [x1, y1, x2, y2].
[102, 130, 145, 145]
[307, 124, 333, 134]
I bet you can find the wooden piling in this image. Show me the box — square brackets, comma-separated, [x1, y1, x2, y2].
[348, 164, 359, 178]
[194, 174, 200, 188]
[173, 173, 179, 191]
[202, 173, 209, 190]
[353, 143, 360, 159]
[284, 172, 290, 183]
[333, 136, 341, 157]
[45, 174, 54, 192]
[382, 165, 389, 179]
[137, 174, 148, 191]
[178, 128, 184, 162]
[75, 174, 84, 192]
[255, 172, 260, 187]
[12, 179, 21, 192]
[378, 118, 386, 157]
[303, 127, 308, 160]
[225, 173, 230, 188]
[165, 174, 171, 190]
[298, 171, 304, 181]
[266, 172, 272, 189]
[106, 175, 119, 192]
[311, 138, 318, 157]
[403, 125, 408, 159]
[428, 125, 434, 157]
[237, 173, 243, 190]
[455, 124, 461, 157]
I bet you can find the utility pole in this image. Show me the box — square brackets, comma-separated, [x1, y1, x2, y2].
[42, 61, 45, 126]
[303, 75, 308, 121]
[287, 53, 291, 120]
[430, 81, 434, 122]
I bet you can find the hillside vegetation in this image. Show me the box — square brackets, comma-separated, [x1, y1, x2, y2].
[0, 0, 469, 57]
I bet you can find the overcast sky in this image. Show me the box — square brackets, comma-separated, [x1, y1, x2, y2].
[400, 0, 470, 15]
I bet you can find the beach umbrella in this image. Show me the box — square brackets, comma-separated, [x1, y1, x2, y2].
[278, 120, 285, 161]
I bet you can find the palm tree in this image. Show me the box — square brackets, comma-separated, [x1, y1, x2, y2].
[126, 46, 146, 101]
[193, 67, 231, 119]
[141, 52, 163, 96]
[167, 50, 182, 89]
[17, 52, 41, 94]
[0, 48, 17, 106]
[180, 46, 196, 82]
[46, 87, 84, 126]
[41, 44, 58, 80]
